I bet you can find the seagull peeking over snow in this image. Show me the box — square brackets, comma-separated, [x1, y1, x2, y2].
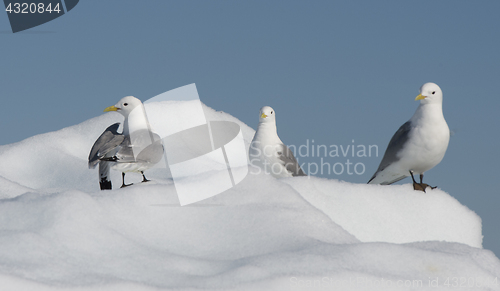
[367, 82, 450, 192]
[88, 96, 164, 190]
[249, 106, 306, 178]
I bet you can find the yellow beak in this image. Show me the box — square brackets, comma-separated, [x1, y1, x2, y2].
[104, 105, 119, 112]
[415, 94, 426, 101]
[260, 113, 268, 118]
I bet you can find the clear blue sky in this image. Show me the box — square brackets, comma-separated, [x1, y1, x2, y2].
[1, 1, 499, 256]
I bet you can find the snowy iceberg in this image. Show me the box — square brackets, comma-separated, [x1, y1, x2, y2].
[0, 100, 498, 291]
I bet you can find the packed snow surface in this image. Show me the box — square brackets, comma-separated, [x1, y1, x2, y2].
[0, 100, 498, 290]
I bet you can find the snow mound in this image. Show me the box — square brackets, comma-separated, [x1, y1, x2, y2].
[0, 176, 32, 199]
[0, 99, 498, 290]
[284, 177, 483, 248]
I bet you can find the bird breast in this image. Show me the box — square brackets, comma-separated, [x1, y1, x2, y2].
[400, 111, 450, 174]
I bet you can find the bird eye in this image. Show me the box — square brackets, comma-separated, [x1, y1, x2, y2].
[124, 103, 128, 106]
[431, 91, 435, 95]
[271, 111, 273, 114]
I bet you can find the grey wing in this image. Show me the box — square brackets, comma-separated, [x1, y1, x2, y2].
[115, 131, 163, 164]
[88, 123, 125, 168]
[114, 135, 135, 163]
[368, 121, 412, 184]
[278, 144, 307, 176]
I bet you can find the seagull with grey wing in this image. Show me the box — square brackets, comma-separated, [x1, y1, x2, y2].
[368, 82, 450, 192]
[249, 106, 306, 178]
[88, 96, 164, 190]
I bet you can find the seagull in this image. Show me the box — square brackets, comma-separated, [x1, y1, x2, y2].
[367, 83, 450, 191]
[249, 106, 306, 178]
[88, 96, 164, 190]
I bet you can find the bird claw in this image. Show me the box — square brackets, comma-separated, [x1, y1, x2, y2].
[120, 183, 133, 188]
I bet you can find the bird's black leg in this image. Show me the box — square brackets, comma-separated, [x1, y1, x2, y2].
[419, 174, 437, 190]
[410, 171, 417, 183]
[410, 171, 426, 192]
[121, 172, 133, 188]
[141, 171, 150, 183]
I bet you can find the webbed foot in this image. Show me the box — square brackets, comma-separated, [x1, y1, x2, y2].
[413, 182, 427, 192]
[412, 183, 437, 192]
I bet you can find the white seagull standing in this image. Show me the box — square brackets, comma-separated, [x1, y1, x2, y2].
[249, 106, 306, 178]
[368, 82, 450, 191]
[88, 96, 163, 190]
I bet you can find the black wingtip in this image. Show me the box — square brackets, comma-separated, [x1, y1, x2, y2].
[107, 122, 121, 130]
[99, 179, 112, 190]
